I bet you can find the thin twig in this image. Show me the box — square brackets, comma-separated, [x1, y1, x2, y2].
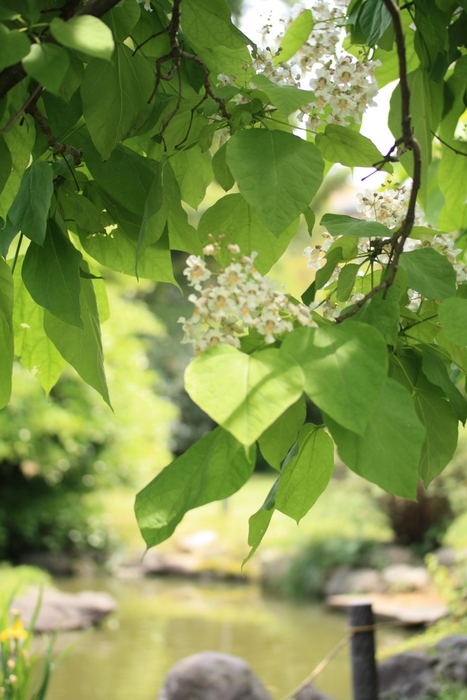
[431, 130, 467, 157]
[25, 101, 82, 165]
[11, 233, 24, 275]
[0, 85, 42, 136]
[146, 0, 230, 137]
[336, 0, 422, 324]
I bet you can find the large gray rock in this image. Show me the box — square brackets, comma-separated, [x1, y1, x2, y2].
[295, 684, 336, 700]
[381, 565, 431, 592]
[158, 651, 272, 700]
[435, 635, 467, 684]
[324, 566, 384, 596]
[378, 650, 440, 699]
[13, 589, 117, 633]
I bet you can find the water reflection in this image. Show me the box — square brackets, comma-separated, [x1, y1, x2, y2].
[48, 577, 409, 700]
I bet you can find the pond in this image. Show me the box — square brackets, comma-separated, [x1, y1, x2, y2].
[47, 576, 410, 700]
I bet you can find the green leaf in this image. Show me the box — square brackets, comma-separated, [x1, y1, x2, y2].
[258, 395, 306, 470]
[336, 263, 360, 302]
[0, 25, 31, 72]
[388, 69, 443, 207]
[399, 247, 456, 302]
[0, 258, 14, 409]
[4, 161, 54, 245]
[137, 163, 166, 262]
[226, 130, 324, 235]
[50, 16, 114, 61]
[414, 373, 458, 486]
[181, 0, 248, 49]
[12, 257, 65, 395]
[135, 427, 256, 548]
[315, 125, 392, 171]
[348, 283, 401, 346]
[358, 0, 392, 46]
[84, 141, 156, 217]
[276, 9, 313, 63]
[212, 142, 234, 191]
[170, 146, 213, 209]
[439, 296, 467, 346]
[438, 142, 467, 231]
[281, 323, 388, 435]
[44, 276, 111, 406]
[198, 193, 299, 274]
[0, 136, 12, 197]
[22, 44, 70, 95]
[243, 493, 276, 567]
[22, 220, 82, 328]
[421, 347, 467, 424]
[303, 208, 315, 235]
[276, 424, 334, 522]
[184, 345, 305, 447]
[104, 0, 141, 42]
[60, 186, 105, 233]
[0, 116, 35, 228]
[163, 163, 203, 255]
[81, 44, 154, 160]
[374, 16, 418, 88]
[250, 74, 315, 116]
[321, 213, 390, 238]
[325, 378, 424, 499]
[314, 238, 358, 291]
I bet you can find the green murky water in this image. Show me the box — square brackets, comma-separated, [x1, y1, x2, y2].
[47, 577, 408, 700]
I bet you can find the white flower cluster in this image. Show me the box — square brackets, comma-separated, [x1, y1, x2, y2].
[303, 232, 335, 270]
[430, 233, 467, 283]
[179, 245, 317, 355]
[357, 185, 424, 229]
[284, 0, 348, 70]
[306, 56, 380, 127]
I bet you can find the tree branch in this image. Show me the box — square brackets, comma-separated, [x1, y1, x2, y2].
[25, 101, 82, 165]
[0, 0, 122, 100]
[145, 0, 230, 131]
[336, 0, 422, 324]
[432, 130, 467, 157]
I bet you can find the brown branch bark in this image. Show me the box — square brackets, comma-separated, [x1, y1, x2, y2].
[336, 0, 422, 324]
[25, 101, 82, 164]
[0, 0, 122, 100]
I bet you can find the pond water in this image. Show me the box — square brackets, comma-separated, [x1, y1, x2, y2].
[47, 577, 409, 700]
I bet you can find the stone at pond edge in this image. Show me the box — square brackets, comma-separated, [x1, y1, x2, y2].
[13, 589, 117, 633]
[158, 651, 272, 700]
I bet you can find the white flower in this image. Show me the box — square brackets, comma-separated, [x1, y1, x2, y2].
[136, 0, 153, 11]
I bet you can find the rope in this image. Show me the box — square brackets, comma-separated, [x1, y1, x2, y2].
[280, 617, 429, 700]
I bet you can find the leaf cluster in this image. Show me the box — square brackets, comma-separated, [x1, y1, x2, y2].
[0, 0, 466, 558]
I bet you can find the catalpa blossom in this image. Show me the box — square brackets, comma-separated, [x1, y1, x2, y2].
[179, 245, 317, 355]
[357, 185, 424, 229]
[135, 0, 152, 11]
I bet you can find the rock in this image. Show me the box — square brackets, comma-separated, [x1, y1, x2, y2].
[158, 651, 272, 700]
[431, 547, 458, 567]
[324, 566, 384, 596]
[435, 635, 467, 684]
[381, 565, 431, 592]
[295, 684, 336, 700]
[365, 545, 419, 569]
[378, 650, 440, 699]
[13, 589, 117, 633]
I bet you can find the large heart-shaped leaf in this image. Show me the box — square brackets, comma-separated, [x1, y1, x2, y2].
[226, 130, 324, 235]
[184, 345, 304, 446]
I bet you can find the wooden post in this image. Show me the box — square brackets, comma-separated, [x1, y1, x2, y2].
[349, 602, 378, 700]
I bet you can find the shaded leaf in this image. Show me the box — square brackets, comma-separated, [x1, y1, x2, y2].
[439, 296, 467, 346]
[22, 220, 82, 327]
[281, 323, 388, 435]
[22, 44, 70, 95]
[0, 258, 14, 408]
[326, 378, 423, 499]
[321, 213, 390, 238]
[399, 247, 456, 301]
[5, 161, 54, 245]
[258, 395, 306, 470]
